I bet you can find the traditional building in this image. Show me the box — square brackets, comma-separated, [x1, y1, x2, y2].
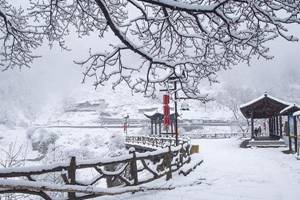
[144, 111, 177, 136]
[240, 93, 290, 147]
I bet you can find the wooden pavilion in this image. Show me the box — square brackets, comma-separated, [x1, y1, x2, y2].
[144, 111, 177, 135]
[240, 93, 289, 140]
[280, 104, 300, 152]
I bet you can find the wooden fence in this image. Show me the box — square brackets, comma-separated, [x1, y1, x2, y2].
[183, 133, 243, 139]
[125, 135, 189, 149]
[0, 137, 191, 200]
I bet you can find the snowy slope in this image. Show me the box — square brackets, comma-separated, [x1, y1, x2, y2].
[38, 83, 234, 127]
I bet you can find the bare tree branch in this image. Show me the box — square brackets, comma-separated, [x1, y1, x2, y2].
[2, 0, 300, 100]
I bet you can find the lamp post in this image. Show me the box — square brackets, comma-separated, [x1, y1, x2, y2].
[160, 71, 189, 146]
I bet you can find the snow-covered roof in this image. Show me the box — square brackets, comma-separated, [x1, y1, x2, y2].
[240, 93, 290, 119]
[143, 107, 174, 117]
[280, 104, 300, 115]
[240, 93, 290, 108]
[293, 111, 300, 116]
[144, 109, 162, 117]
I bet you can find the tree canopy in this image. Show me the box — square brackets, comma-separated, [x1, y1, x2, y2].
[1, 0, 300, 101]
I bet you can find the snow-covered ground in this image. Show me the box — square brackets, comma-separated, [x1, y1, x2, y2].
[100, 138, 300, 200]
[0, 126, 133, 168]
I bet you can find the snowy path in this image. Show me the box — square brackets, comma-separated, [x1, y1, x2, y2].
[100, 138, 300, 200]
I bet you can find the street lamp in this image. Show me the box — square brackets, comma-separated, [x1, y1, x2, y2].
[160, 71, 190, 146]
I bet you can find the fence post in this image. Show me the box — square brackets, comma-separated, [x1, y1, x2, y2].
[166, 145, 172, 181]
[68, 156, 76, 199]
[129, 148, 138, 185]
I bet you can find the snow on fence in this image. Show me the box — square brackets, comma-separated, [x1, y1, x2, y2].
[125, 135, 190, 149]
[183, 133, 243, 139]
[0, 137, 191, 200]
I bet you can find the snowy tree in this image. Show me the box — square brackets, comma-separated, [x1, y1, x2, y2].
[1, 0, 300, 100]
[0, 0, 43, 70]
[217, 84, 259, 135]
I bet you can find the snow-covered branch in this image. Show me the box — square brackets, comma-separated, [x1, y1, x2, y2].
[2, 0, 300, 100]
[0, 0, 42, 70]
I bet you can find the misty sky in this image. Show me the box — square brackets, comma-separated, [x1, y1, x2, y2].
[220, 25, 300, 93]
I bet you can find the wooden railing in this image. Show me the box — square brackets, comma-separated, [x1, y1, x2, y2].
[125, 135, 190, 149]
[183, 133, 242, 139]
[0, 137, 191, 200]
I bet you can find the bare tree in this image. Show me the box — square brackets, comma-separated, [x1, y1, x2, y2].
[1, 0, 300, 100]
[217, 84, 259, 135]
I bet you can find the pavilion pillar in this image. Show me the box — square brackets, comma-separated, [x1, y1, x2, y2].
[158, 120, 161, 135]
[154, 120, 157, 135]
[268, 118, 272, 136]
[271, 117, 275, 135]
[251, 113, 254, 139]
[288, 116, 292, 151]
[151, 120, 154, 135]
[276, 116, 279, 136]
[279, 116, 283, 137]
[273, 117, 276, 136]
[294, 116, 298, 153]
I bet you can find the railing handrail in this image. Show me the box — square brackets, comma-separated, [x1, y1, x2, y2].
[0, 137, 188, 177]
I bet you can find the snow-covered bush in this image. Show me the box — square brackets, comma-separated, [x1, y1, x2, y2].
[107, 132, 125, 157]
[27, 128, 58, 154]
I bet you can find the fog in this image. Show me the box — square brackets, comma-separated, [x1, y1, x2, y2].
[219, 25, 300, 103]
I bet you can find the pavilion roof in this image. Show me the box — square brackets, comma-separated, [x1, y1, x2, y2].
[144, 111, 176, 120]
[240, 93, 290, 119]
[280, 104, 300, 116]
[144, 112, 164, 120]
[293, 111, 300, 117]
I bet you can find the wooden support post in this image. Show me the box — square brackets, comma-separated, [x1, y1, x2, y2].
[294, 116, 298, 153]
[276, 116, 279, 136]
[151, 120, 154, 135]
[271, 117, 274, 136]
[166, 145, 172, 181]
[68, 156, 76, 199]
[288, 116, 292, 151]
[279, 116, 283, 137]
[251, 113, 254, 139]
[159, 120, 162, 135]
[268, 118, 272, 136]
[155, 120, 157, 135]
[129, 148, 138, 185]
[274, 117, 277, 135]
[271, 117, 273, 136]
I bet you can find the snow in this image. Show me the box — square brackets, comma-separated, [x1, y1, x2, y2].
[280, 104, 300, 114]
[148, 0, 222, 12]
[293, 111, 300, 116]
[0, 179, 173, 195]
[97, 138, 300, 200]
[0, 141, 187, 174]
[240, 93, 290, 108]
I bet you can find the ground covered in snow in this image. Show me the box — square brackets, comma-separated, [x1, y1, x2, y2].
[0, 126, 130, 168]
[100, 138, 300, 200]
